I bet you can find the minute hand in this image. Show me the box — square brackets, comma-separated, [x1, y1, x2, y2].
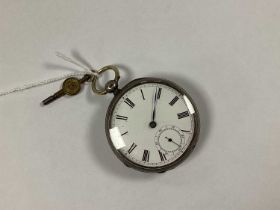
[152, 88, 158, 122]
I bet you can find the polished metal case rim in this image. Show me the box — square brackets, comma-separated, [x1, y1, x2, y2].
[105, 77, 200, 173]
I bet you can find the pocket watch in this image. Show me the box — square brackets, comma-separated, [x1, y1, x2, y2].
[43, 65, 200, 173]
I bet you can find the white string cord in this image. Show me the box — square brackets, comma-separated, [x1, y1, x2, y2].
[0, 72, 88, 97]
[0, 52, 97, 97]
[55, 52, 98, 75]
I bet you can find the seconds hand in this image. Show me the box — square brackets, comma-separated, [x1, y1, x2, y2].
[165, 137, 180, 147]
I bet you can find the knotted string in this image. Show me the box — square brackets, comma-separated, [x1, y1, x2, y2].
[0, 52, 97, 97]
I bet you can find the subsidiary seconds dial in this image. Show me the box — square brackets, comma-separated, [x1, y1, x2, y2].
[155, 125, 186, 154]
[106, 78, 199, 173]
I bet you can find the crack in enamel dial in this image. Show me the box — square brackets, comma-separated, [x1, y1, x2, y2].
[106, 78, 199, 172]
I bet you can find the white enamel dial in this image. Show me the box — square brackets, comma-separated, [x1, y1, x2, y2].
[109, 82, 196, 168]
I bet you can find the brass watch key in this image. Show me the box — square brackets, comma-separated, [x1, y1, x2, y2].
[41, 74, 91, 105]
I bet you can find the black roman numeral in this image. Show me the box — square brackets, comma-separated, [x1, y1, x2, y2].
[140, 89, 145, 100]
[142, 150, 150, 162]
[169, 96, 179, 106]
[177, 111, 189, 119]
[157, 88, 162, 99]
[121, 131, 128, 136]
[124, 98, 135, 108]
[128, 143, 137, 154]
[158, 150, 167, 161]
[116, 115, 128, 121]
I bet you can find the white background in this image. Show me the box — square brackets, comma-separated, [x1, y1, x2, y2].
[0, 1, 279, 209]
